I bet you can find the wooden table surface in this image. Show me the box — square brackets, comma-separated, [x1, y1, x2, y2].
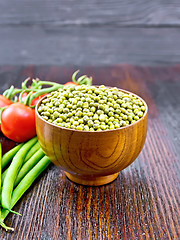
[1, 1, 180, 66]
[0, 65, 179, 239]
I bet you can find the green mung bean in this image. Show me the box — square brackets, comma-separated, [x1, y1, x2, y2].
[38, 85, 146, 131]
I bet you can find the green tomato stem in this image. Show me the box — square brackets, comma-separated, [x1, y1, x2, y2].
[3, 87, 23, 102]
[23, 91, 34, 106]
[72, 70, 92, 86]
[28, 82, 64, 107]
[31, 78, 42, 90]
[22, 77, 31, 90]
[5, 85, 14, 99]
[72, 70, 80, 83]
[2, 89, 9, 98]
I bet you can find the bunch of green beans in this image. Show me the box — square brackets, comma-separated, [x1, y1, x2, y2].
[0, 137, 51, 231]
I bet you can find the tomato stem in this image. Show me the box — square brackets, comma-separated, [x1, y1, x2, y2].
[6, 86, 14, 99]
[32, 78, 42, 90]
[72, 70, 80, 83]
[28, 82, 63, 107]
[3, 86, 16, 100]
[24, 91, 34, 106]
[19, 89, 35, 106]
[22, 77, 30, 90]
[72, 70, 92, 86]
[3, 88, 22, 102]
[19, 80, 64, 107]
[22, 77, 42, 91]
[1, 71, 92, 109]
[3, 89, 9, 98]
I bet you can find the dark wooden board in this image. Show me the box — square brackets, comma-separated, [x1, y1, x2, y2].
[0, 65, 180, 239]
[1, 1, 180, 66]
[0, 0, 180, 26]
[0, 26, 180, 66]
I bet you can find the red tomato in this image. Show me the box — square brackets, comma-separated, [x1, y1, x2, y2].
[1, 102, 36, 142]
[0, 95, 12, 108]
[64, 82, 78, 86]
[0, 95, 13, 131]
[31, 93, 48, 106]
[21, 93, 48, 106]
[21, 92, 29, 102]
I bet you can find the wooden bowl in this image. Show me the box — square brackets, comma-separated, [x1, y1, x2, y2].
[35, 89, 148, 186]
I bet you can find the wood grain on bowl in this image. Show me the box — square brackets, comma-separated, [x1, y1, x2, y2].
[35, 90, 148, 186]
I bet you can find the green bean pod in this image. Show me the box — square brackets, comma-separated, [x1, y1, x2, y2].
[0, 155, 51, 222]
[0, 143, 2, 227]
[24, 140, 39, 163]
[1, 143, 24, 170]
[0, 145, 10, 230]
[1, 142, 43, 186]
[0, 143, 2, 193]
[1, 137, 37, 211]
[0, 220, 14, 232]
[1, 144, 43, 187]
[1, 168, 7, 186]
[14, 148, 45, 187]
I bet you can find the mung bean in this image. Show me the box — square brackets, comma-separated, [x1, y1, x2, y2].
[38, 85, 146, 131]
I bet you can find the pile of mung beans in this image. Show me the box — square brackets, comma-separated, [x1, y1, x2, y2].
[38, 85, 146, 131]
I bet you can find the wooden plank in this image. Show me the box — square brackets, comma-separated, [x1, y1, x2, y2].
[0, 65, 179, 239]
[0, 26, 180, 66]
[0, 0, 180, 26]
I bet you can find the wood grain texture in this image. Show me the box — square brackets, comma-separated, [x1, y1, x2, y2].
[0, 26, 180, 66]
[0, 1, 180, 66]
[0, 65, 180, 239]
[35, 88, 148, 186]
[0, 0, 180, 26]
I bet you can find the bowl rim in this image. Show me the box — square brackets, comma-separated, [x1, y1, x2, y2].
[35, 87, 148, 133]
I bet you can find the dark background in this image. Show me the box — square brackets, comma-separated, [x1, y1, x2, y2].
[0, 0, 180, 66]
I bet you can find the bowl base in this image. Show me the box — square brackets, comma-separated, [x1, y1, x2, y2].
[65, 172, 119, 186]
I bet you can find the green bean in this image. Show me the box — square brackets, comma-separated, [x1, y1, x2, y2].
[0, 220, 14, 232]
[24, 140, 39, 163]
[0, 145, 12, 231]
[0, 144, 2, 226]
[2, 147, 44, 187]
[1, 143, 24, 170]
[1, 168, 8, 186]
[0, 155, 51, 223]
[14, 148, 45, 187]
[1, 137, 37, 213]
[0, 143, 2, 194]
